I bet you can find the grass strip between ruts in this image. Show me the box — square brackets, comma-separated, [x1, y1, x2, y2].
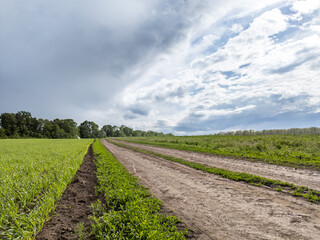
[91, 139, 187, 240]
[108, 139, 320, 204]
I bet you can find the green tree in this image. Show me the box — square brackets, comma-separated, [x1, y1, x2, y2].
[42, 120, 63, 138]
[53, 119, 78, 138]
[98, 129, 106, 138]
[79, 121, 100, 138]
[120, 125, 133, 137]
[29, 118, 43, 138]
[102, 125, 115, 137]
[113, 129, 121, 137]
[15, 111, 32, 137]
[0, 128, 6, 138]
[0, 113, 18, 137]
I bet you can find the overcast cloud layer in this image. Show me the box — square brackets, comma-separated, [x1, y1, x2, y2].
[1, 0, 319, 134]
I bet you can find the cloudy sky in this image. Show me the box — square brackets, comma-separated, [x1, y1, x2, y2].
[1, 0, 319, 134]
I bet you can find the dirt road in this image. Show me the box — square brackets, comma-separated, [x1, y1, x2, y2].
[113, 140, 320, 191]
[102, 140, 320, 240]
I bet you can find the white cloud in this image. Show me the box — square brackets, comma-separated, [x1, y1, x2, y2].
[118, 0, 320, 134]
[291, 0, 320, 14]
[231, 23, 244, 33]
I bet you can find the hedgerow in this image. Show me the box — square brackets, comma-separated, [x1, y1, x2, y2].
[91, 140, 187, 239]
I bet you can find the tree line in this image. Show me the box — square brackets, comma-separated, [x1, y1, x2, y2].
[0, 111, 167, 139]
[216, 127, 320, 136]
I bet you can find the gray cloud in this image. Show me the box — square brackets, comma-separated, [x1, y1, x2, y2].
[175, 110, 320, 133]
[128, 105, 149, 116]
[123, 113, 139, 120]
[141, 85, 188, 103]
[174, 93, 319, 132]
[0, 0, 206, 121]
[269, 56, 316, 74]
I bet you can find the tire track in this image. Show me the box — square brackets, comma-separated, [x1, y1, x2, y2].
[114, 140, 320, 191]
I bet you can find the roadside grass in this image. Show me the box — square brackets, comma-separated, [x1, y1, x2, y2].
[91, 140, 188, 239]
[109, 140, 320, 204]
[117, 135, 320, 170]
[0, 139, 92, 240]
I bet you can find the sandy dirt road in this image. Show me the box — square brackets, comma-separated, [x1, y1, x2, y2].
[102, 140, 320, 240]
[113, 140, 320, 192]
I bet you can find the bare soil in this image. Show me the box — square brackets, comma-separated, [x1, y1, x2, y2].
[36, 145, 102, 240]
[114, 140, 320, 191]
[102, 140, 320, 240]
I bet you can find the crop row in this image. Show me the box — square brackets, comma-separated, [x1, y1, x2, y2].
[110, 140, 320, 204]
[91, 140, 187, 239]
[0, 139, 92, 239]
[117, 135, 320, 170]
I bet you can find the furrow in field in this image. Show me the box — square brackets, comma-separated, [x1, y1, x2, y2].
[36, 145, 102, 240]
[113, 140, 320, 192]
[102, 140, 320, 240]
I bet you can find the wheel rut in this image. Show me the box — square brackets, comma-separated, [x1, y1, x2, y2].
[113, 140, 320, 191]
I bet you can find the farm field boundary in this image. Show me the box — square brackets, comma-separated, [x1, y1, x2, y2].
[117, 135, 320, 170]
[108, 139, 320, 204]
[91, 140, 188, 239]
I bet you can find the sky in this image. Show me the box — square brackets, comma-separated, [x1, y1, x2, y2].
[1, 0, 319, 135]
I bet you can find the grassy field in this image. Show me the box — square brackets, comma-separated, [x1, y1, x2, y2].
[117, 135, 320, 170]
[0, 139, 92, 239]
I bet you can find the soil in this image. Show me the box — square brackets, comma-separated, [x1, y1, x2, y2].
[113, 140, 320, 191]
[36, 145, 102, 240]
[102, 140, 320, 240]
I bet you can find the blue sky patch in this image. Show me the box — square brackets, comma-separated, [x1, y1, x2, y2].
[190, 87, 205, 96]
[239, 63, 251, 68]
[280, 5, 297, 15]
[270, 27, 302, 43]
[220, 71, 241, 80]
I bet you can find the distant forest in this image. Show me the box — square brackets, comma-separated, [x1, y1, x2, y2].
[1, 111, 319, 139]
[0, 111, 168, 139]
[216, 127, 320, 136]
